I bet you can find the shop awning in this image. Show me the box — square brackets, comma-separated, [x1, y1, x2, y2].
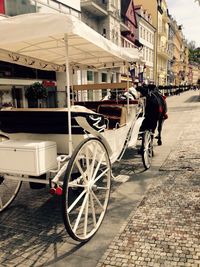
[0, 13, 141, 71]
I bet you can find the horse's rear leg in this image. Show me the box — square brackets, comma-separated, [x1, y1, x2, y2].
[157, 119, 163, 146]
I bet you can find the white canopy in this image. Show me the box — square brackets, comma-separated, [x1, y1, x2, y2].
[0, 13, 141, 71]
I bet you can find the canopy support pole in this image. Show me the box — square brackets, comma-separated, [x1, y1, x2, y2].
[64, 34, 73, 156]
[126, 62, 130, 114]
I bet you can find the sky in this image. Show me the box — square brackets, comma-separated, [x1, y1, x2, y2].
[166, 0, 200, 47]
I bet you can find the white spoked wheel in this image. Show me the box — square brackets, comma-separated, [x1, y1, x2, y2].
[0, 134, 22, 212]
[141, 130, 153, 170]
[62, 137, 111, 242]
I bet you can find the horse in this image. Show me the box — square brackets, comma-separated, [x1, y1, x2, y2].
[151, 89, 168, 146]
[136, 85, 168, 146]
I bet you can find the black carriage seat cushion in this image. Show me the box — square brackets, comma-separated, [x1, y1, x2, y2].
[97, 105, 127, 129]
[0, 110, 105, 134]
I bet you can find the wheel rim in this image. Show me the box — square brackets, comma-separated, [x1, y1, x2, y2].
[62, 138, 111, 241]
[0, 176, 22, 212]
[142, 131, 153, 169]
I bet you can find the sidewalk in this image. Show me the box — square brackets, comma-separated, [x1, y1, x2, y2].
[96, 93, 200, 267]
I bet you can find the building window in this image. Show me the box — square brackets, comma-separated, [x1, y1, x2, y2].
[87, 71, 94, 81]
[101, 73, 107, 82]
[115, 32, 119, 44]
[102, 28, 106, 38]
[146, 48, 149, 61]
[36, 1, 57, 13]
[49, 0, 59, 9]
[112, 29, 115, 42]
[5, 0, 36, 16]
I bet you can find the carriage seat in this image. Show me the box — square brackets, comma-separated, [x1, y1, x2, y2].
[97, 105, 127, 129]
[0, 108, 105, 134]
[74, 100, 139, 113]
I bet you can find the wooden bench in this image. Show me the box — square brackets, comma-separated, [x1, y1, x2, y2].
[97, 105, 127, 129]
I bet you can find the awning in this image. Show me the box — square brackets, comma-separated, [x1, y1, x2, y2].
[0, 13, 141, 71]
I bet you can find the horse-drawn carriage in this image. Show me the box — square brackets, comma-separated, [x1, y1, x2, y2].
[0, 13, 154, 242]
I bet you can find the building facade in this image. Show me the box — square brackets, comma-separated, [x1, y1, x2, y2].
[80, 0, 121, 101]
[0, 0, 194, 108]
[79, 0, 140, 100]
[190, 63, 200, 85]
[135, 5, 155, 83]
[157, 0, 170, 85]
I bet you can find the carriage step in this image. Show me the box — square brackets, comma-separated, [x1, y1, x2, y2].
[112, 174, 130, 183]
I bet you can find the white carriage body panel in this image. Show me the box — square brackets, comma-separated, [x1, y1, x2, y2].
[1, 133, 85, 155]
[102, 123, 131, 163]
[0, 140, 57, 176]
[128, 117, 144, 147]
[102, 104, 139, 163]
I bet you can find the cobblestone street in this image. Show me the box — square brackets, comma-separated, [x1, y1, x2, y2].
[97, 93, 200, 267]
[97, 169, 200, 267]
[0, 91, 200, 267]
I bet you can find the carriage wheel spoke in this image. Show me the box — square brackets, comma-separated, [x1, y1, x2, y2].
[89, 146, 98, 180]
[75, 159, 87, 184]
[93, 167, 110, 185]
[84, 194, 89, 237]
[91, 152, 105, 181]
[85, 147, 90, 174]
[68, 182, 85, 188]
[0, 197, 3, 209]
[67, 189, 87, 213]
[73, 193, 88, 233]
[91, 190, 104, 211]
[96, 186, 109, 190]
[90, 193, 97, 227]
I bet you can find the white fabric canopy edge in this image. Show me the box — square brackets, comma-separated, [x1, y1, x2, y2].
[0, 13, 141, 69]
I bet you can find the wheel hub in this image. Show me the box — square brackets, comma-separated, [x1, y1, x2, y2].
[87, 180, 97, 192]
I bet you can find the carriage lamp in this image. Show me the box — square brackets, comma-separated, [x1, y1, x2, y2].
[49, 186, 63, 196]
[49, 187, 56, 195]
[55, 187, 63, 196]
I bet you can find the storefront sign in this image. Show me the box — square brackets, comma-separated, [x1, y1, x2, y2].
[42, 80, 56, 87]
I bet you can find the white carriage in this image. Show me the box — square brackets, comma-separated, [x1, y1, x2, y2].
[0, 13, 153, 242]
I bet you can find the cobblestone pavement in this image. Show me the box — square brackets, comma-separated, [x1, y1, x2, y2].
[96, 114, 200, 265]
[0, 91, 200, 267]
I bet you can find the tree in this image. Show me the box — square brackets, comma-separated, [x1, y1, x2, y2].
[187, 41, 200, 64]
[25, 82, 47, 107]
[189, 47, 200, 64]
[188, 40, 196, 50]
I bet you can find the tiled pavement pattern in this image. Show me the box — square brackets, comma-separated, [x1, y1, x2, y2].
[97, 139, 200, 265]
